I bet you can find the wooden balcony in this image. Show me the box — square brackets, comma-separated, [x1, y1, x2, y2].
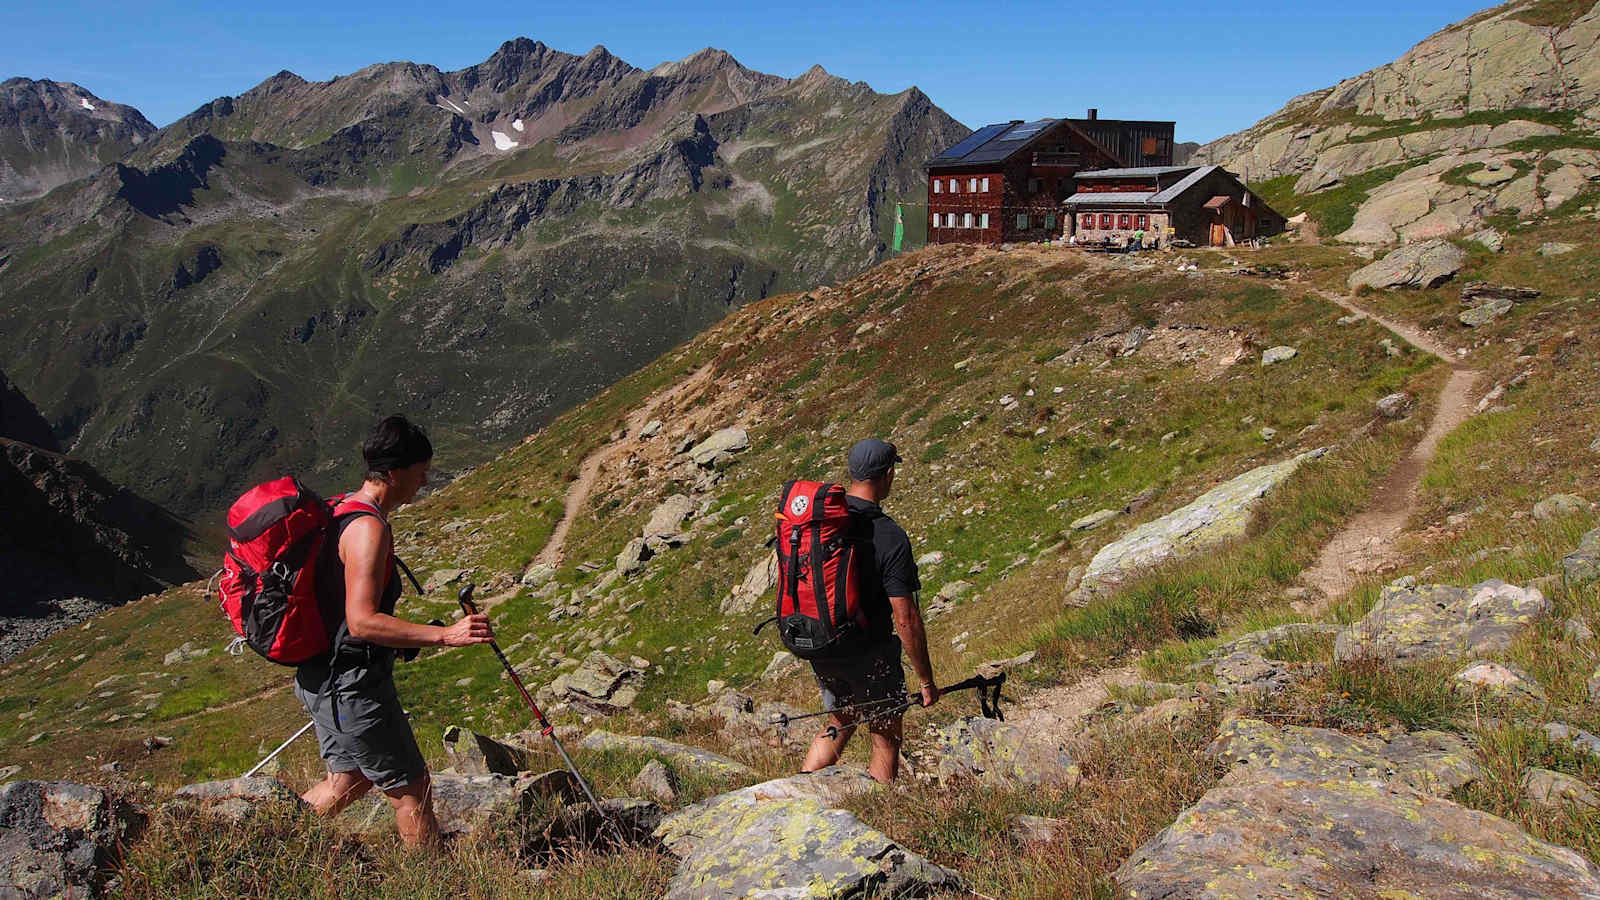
[1031, 152, 1083, 168]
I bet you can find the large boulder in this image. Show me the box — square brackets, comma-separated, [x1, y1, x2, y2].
[1459, 297, 1513, 327]
[686, 428, 750, 468]
[429, 771, 579, 840]
[1564, 528, 1600, 585]
[719, 551, 777, 615]
[1078, 449, 1325, 599]
[1335, 579, 1549, 663]
[576, 731, 757, 779]
[935, 717, 1080, 788]
[1347, 239, 1466, 290]
[1533, 493, 1588, 521]
[1116, 771, 1600, 897]
[654, 768, 957, 899]
[168, 776, 307, 824]
[643, 494, 696, 542]
[0, 781, 143, 898]
[1461, 282, 1541, 305]
[542, 652, 645, 716]
[1207, 717, 1481, 796]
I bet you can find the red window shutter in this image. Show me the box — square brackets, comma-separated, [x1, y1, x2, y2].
[1081, 214, 1094, 229]
[1135, 214, 1147, 228]
[1118, 214, 1131, 229]
[1100, 214, 1113, 229]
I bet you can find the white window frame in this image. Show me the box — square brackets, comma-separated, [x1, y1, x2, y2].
[979, 213, 989, 229]
[981, 177, 990, 192]
[933, 180, 942, 194]
[949, 178, 958, 193]
[933, 213, 943, 228]
[963, 212, 974, 228]
[968, 177, 978, 192]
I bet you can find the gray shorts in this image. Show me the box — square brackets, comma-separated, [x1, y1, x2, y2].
[810, 639, 907, 720]
[293, 654, 426, 791]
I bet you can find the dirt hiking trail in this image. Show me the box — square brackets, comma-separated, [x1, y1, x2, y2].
[1297, 291, 1482, 603]
[534, 363, 715, 568]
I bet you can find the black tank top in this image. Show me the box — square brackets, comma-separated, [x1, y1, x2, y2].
[323, 500, 401, 663]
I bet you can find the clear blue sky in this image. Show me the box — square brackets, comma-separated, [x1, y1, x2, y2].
[5, 0, 1491, 143]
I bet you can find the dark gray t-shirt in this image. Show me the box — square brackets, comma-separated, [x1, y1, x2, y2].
[846, 496, 920, 641]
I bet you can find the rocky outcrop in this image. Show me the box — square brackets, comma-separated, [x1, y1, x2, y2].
[0, 369, 59, 450]
[1116, 717, 1600, 896]
[540, 651, 646, 715]
[0, 438, 196, 661]
[1564, 528, 1600, 584]
[429, 771, 580, 840]
[168, 777, 307, 823]
[685, 427, 749, 467]
[653, 767, 959, 899]
[441, 725, 530, 775]
[0, 780, 144, 898]
[1348, 239, 1466, 290]
[720, 551, 778, 614]
[0, 78, 156, 201]
[1077, 449, 1326, 599]
[1335, 578, 1550, 662]
[935, 717, 1080, 788]
[576, 731, 757, 779]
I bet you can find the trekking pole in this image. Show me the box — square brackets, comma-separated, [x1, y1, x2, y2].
[455, 585, 617, 834]
[820, 672, 1007, 740]
[243, 720, 316, 778]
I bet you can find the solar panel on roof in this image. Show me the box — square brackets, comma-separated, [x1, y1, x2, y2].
[991, 119, 1053, 142]
[934, 123, 1011, 160]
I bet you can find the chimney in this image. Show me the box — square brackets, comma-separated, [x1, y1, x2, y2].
[1087, 108, 1098, 120]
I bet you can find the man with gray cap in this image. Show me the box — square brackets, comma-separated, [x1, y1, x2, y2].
[800, 438, 938, 783]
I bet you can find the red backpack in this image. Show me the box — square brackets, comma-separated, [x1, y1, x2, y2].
[216, 477, 403, 665]
[768, 480, 871, 660]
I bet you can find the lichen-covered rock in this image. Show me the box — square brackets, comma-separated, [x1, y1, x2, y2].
[520, 561, 556, 588]
[0, 781, 143, 898]
[1453, 661, 1546, 701]
[1335, 579, 1549, 663]
[1347, 239, 1466, 290]
[1533, 493, 1589, 520]
[1211, 652, 1297, 697]
[1526, 768, 1600, 810]
[1207, 717, 1481, 796]
[169, 776, 307, 823]
[935, 717, 1080, 788]
[655, 769, 956, 900]
[1565, 528, 1600, 584]
[1468, 227, 1505, 252]
[1079, 449, 1326, 599]
[441, 725, 530, 776]
[615, 537, 650, 576]
[1116, 774, 1600, 898]
[643, 494, 696, 542]
[1201, 622, 1341, 665]
[576, 731, 756, 779]
[1546, 723, 1600, 765]
[1539, 241, 1577, 256]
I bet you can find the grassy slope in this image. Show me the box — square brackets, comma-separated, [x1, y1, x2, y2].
[6, 207, 1600, 892]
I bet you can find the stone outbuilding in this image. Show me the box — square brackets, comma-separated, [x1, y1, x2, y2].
[1063, 165, 1285, 248]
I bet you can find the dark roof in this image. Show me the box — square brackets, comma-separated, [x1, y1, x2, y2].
[929, 118, 1059, 167]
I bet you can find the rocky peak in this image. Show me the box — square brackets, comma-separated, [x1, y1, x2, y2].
[0, 79, 155, 199]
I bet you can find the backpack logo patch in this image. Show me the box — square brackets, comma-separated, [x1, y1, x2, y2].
[789, 494, 810, 516]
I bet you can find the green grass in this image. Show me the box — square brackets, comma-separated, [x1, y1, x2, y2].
[1256, 160, 1427, 238]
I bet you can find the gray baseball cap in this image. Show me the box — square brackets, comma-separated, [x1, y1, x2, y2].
[847, 438, 902, 480]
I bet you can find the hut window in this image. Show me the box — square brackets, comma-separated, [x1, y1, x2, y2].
[1118, 214, 1132, 229]
[1081, 214, 1095, 230]
[1017, 213, 1030, 229]
[981, 177, 990, 191]
[968, 177, 978, 192]
[933, 180, 942, 193]
[1135, 214, 1148, 229]
[963, 212, 973, 228]
[949, 179, 958, 192]
[979, 213, 989, 228]
[1044, 214, 1057, 230]
[1100, 213, 1114, 229]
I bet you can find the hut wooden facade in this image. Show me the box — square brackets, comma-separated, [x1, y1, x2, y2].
[925, 113, 1176, 245]
[1063, 165, 1286, 248]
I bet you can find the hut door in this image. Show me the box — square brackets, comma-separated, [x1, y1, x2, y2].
[1209, 222, 1226, 246]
